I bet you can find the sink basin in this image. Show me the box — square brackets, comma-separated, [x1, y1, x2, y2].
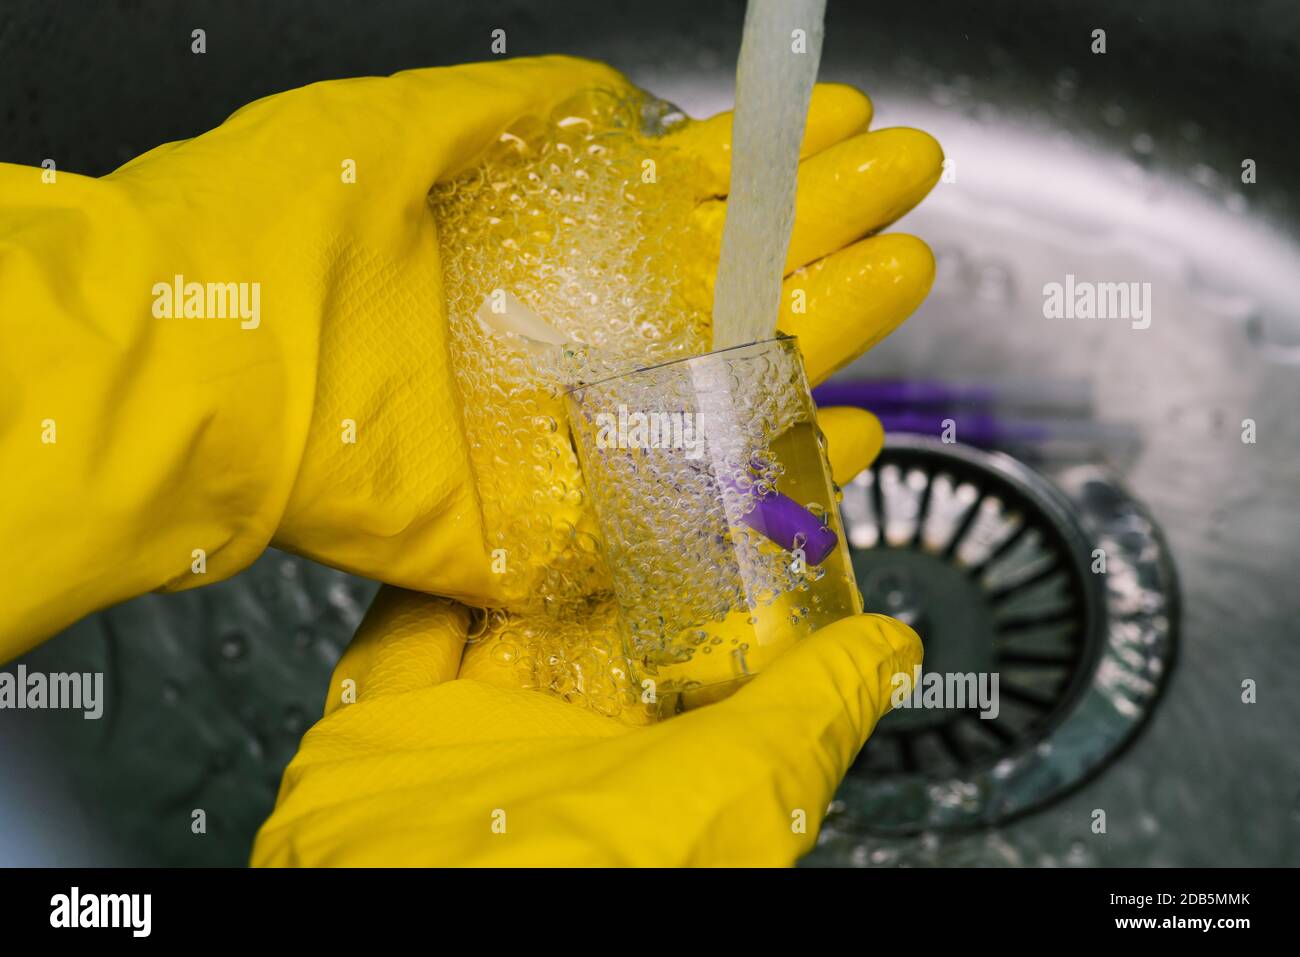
[2, 0, 1297, 866]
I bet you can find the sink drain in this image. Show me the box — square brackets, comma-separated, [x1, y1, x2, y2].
[834, 434, 1178, 833]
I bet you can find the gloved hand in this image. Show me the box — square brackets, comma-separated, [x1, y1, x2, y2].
[2, 55, 940, 866]
[252, 589, 921, 866]
[248, 59, 940, 865]
[0, 55, 940, 658]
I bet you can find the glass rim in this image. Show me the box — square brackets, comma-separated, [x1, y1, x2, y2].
[562, 332, 797, 395]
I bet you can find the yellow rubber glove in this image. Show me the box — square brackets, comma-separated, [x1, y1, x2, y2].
[0, 57, 602, 656]
[2, 56, 940, 865]
[253, 400, 922, 866]
[253, 590, 921, 866]
[245, 63, 941, 866]
[0, 56, 939, 661]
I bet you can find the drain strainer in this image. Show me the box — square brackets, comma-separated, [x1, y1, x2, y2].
[834, 435, 1178, 833]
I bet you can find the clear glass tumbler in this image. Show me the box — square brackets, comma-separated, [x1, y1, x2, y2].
[565, 335, 862, 715]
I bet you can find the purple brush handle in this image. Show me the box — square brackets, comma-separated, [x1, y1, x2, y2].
[712, 470, 839, 565]
[871, 411, 1049, 447]
[813, 380, 996, 408]
[577, 400, 839, 565]
[741, 489, 839, 565]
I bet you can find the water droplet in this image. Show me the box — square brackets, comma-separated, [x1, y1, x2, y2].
[284, 706, 307, 736]
[219, 632, 248, 663]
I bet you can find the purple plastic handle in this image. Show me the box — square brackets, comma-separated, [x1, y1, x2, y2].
[813, 380, 996, 408]
[871, 411, 1049, 447]
[741, 489, 838, 565]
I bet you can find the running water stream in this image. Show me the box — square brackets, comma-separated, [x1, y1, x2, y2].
[711, 0, 827, 350]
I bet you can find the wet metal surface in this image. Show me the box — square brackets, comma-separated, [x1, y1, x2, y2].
[0, 557, 375, 866]
[833, 439, 1177, 838]
[2, 0, 1298, 865]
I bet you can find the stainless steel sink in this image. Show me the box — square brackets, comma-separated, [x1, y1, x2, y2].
[2, 0, 1297, 866]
